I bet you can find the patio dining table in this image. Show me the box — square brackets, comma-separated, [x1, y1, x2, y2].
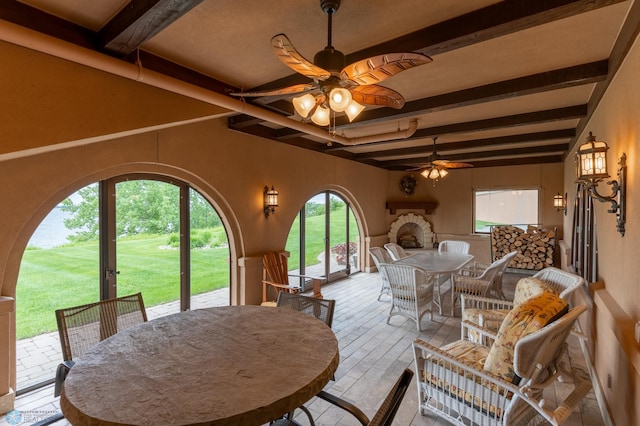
[60, 305, 339, 425]
[393, 250, 474, 315]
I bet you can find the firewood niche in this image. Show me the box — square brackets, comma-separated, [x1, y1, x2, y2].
[386, 202, 437, 214]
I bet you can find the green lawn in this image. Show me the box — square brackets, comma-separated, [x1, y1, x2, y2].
[16, 206, 358, 340]
[16, 234, 230, 339]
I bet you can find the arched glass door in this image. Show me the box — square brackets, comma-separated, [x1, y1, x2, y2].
[286, 191, 360, 290]
[16, 175, 229, 392]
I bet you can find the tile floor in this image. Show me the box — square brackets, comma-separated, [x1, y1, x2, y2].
[5, 271, 606, 425]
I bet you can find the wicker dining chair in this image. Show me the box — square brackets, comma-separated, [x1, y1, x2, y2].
[450, 251, 517, 316]
[368, 247, 393, 300]
[379, 263, 434, 331]
[383, 242, 409, 261]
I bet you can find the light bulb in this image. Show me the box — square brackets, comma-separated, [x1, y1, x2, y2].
[311, 105, 330, 126]
[428, 168, 440, 179]
[329, 88, 352, 112]
[344, 100, 365, 122]
[439, 168, 448, 178]
[292, 93, 316, 118]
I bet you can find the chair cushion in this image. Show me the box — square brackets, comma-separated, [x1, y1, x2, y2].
[512, 277, 558, 306]
[483, 292, 568, 382]
[426, 341, 511, 420]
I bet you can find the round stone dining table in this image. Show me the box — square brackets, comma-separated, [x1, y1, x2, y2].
[60, 305, 339, 425]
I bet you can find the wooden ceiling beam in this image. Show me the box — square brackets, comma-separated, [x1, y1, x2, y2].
[250, 0, 624, 93]
[354, 129, 575, 160]
[99, 0, 205, 55]
[336, 60, 607, 128]
[380, 143, 568, 167]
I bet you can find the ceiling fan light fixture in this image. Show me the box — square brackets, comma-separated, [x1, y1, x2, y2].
[329, 87, 351, 112]
[293, 93, 317, 118]
[311, 104, 331, 126]
[344, 99, 365, 122]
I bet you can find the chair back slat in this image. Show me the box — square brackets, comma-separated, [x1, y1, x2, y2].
[55, 292, 147, 361]
[264, 251, 289, 284]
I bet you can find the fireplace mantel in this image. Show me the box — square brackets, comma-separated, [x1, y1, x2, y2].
[386, 201, 437, 214]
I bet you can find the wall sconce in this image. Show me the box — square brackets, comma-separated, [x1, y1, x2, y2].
[264, 186, 279, 218]
[553, 192, 567, 215]
[575, 132, 626, 236]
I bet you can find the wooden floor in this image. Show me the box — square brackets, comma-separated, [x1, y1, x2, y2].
[8, 271, 606, 426]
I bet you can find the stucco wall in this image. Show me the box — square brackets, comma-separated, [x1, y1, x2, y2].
[562, 31, 640, 425]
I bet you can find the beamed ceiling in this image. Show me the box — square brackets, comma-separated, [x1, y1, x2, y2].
[4, 0, 640, 171]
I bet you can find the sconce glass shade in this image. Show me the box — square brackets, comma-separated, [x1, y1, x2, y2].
[553, 193, 565, 209]
[576, 132, 609, 182]
[292, 93, 317, 118]
[344, 100, 365, 122]
[264, 186, 279, 218]
[329, 88, 352, 112]
[311, 105, 331, 126]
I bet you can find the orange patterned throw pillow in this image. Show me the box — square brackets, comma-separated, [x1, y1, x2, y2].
[483, 291, 568, 382]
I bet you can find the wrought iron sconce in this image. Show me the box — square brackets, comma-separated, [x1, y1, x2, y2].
[575, 132, 626, 236]
[264, 186, 279, 218]
[553, 192, 567, 215]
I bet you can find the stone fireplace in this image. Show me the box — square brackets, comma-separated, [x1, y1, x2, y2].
[388, 213, 434, 249]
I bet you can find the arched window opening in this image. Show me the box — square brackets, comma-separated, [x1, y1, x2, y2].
[16, 176, 230, 393]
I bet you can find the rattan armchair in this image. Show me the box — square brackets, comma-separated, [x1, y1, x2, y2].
[413, 304, 590, 426]
[368, 247, 392, 300]
[379, 263, 434, 331]
[461, 267, 585, 342]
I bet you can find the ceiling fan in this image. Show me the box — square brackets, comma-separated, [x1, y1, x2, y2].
[231, 0, 432, 125]
[414, 137, 474, 180]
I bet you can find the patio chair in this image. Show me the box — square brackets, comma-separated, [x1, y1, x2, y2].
[36, 293, 147, 426]
[272, 292, 337, 425]
[383, 242, 409, 261]
[438, 240, 470, 254]
[379, 263, 434, 331]
[461, 267, 585, 342]
[316, 368, 414, 425]
[262, 251, 325, 306]
[413, 300, 591, 426]
[272, 368, 414, 426]
[276, 291, 335, 327]
[450, 251, 517, 316]
[368, 247, 393, 300]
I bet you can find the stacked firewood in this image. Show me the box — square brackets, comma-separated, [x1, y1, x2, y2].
[491, 225, 555, 270]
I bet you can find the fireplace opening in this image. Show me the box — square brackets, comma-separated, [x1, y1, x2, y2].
[387, 213, 433, 249]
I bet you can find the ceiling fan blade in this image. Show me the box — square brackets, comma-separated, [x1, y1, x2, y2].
[271, 34, 332, 81]
[230, 83, 316, 97]
[350, 84, 405, 109]
[340, 52, 432, 86]
[432, 160, 474, 169]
